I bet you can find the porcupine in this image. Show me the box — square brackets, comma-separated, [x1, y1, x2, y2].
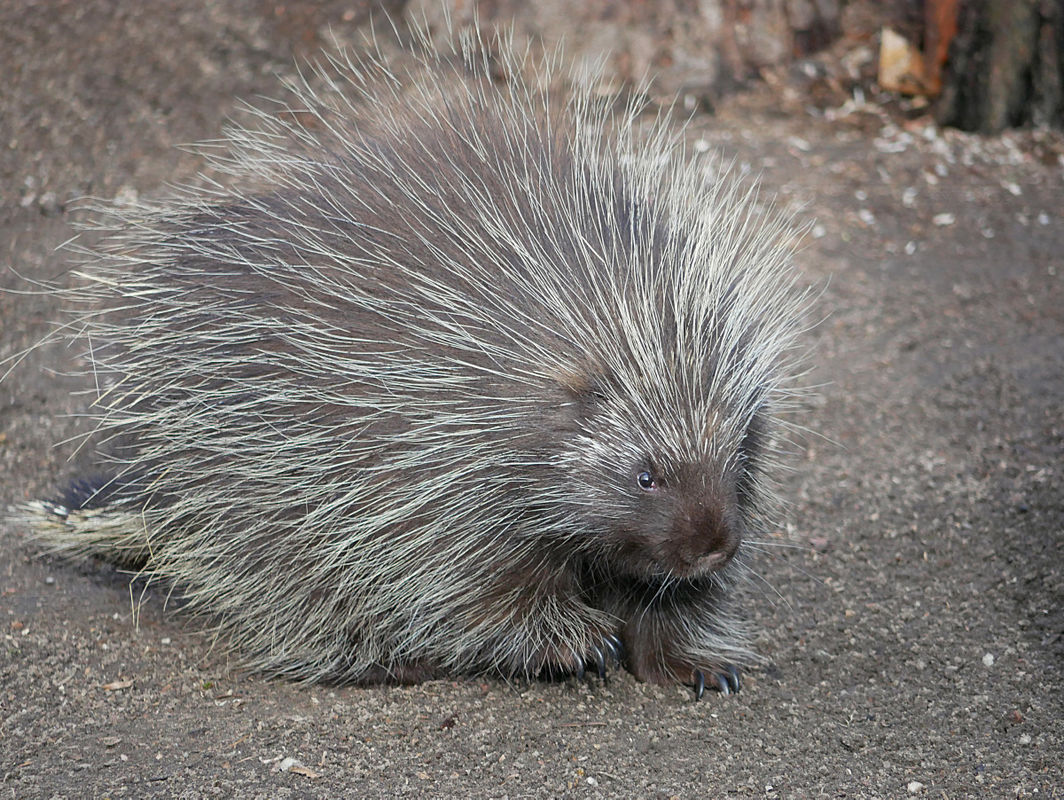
[21, 25, 809, 698]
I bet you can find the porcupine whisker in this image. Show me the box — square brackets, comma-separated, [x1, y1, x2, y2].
[742, 538, 812, 553]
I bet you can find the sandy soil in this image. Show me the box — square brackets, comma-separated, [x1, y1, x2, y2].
[2, 2, 1061, 798]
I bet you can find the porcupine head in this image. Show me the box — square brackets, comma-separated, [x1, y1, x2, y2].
[15, 23, 808, 696]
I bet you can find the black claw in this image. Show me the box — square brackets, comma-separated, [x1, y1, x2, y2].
[713, 672, 730, 695]
[603, 634, 625, 664]
[725, 664, 741, 693]
[590, 645, 606, 680]
[574, 658, 585, 681]
[690, 665, 742, 700]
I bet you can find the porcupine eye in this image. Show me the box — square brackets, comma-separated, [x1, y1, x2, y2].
[636, 469, 658, 492]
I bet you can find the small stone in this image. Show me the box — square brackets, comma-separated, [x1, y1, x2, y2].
[39, 191, 60, 215]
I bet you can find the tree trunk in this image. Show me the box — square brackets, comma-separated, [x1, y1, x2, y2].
[935, 0, 1064, 132]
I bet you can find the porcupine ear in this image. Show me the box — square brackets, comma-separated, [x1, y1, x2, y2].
[554, 363, 613, 418]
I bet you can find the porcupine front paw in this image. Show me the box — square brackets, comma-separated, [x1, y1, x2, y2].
[622, 627, 743, 699]
[630, 654, 742, 699]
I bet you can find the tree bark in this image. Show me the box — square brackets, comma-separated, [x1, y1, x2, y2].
[935, 0, 1064, 132]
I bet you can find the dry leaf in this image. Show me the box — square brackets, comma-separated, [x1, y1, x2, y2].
[878, 27, 928, 95]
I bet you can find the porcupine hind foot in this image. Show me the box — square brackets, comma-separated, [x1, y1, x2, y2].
[461, 573, 624, 684]
[354, 662, 444, 686]
[536, 632, 625, 683]
[516, 622, 626, 684]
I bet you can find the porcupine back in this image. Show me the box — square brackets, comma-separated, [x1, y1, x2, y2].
[23, 25, 808, 687]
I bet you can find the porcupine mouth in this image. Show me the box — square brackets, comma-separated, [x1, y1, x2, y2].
[669, 550, 738, 581]
[612, 541, 739, 583]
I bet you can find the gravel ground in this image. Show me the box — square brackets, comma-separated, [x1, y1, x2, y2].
[2, 2, 1061, 798]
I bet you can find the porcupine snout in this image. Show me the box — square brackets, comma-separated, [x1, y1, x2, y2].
[670, 498, 742, 576]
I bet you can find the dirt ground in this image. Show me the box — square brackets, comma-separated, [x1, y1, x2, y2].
[1, 2, 1061, 798]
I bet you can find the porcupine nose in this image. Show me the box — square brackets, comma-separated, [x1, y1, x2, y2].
[678, 504, 741, 573]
